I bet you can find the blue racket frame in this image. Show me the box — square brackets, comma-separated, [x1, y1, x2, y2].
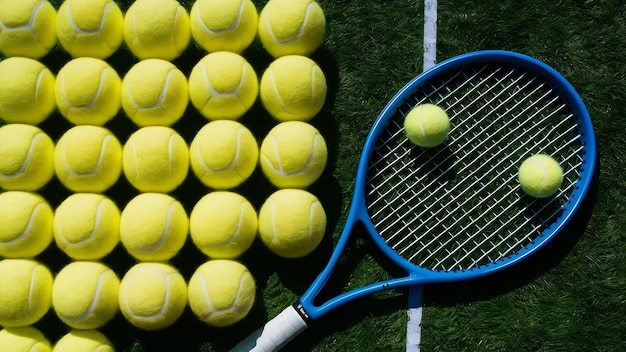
[299, 50, 596, 320]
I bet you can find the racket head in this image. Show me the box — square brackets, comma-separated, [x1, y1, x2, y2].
[360, 50, 595, 279]
[299, 50, 595, 320]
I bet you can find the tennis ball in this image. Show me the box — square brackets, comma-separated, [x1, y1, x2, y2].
[120, 193, 188, 262]
[53, 330, 114, 352]
[118, 262, 187, 330]
[0, 192, 53, 258]
[189, 121, 258, 189]
[258, 189, 326, 258]
[0, 58, 56, 124]
[260, 55, 327, 122]
[0, 0, 57, 59]
[188, 260, 256, 327]
[0, 124, 55, 191]
[259, 121, 327, 189]
[258, 0, 325, 58]
[122, 126, 189, 193]
[56, 0, 124, 59]
[121, 59, 189, 127]
[54, 126, 122, 193]
[190, 0, 258, 54]
[404, 103, 451, 148]
[123, 0, 190, 60]
[52, 261, 120, 330]
[189, 52, 258, 121]
[53, 193, 120, 260]
[0, 259, 53, 327]
[55, 58, 122, 126]
[190, 192, 257, 259]
[518, 154, 564, 198]
[0, 327, 51, 352]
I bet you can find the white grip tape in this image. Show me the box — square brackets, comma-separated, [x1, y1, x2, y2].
[230, 305, 308, 352]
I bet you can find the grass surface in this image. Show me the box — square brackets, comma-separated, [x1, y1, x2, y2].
[2, 0, 626, 351]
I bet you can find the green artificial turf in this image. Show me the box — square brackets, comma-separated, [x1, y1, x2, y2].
[2, 0, 626, 351]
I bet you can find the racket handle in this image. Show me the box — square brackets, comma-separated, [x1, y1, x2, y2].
[230, 304, 309, 352]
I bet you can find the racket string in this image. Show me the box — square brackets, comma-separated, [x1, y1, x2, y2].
[368, 68, 536, 212]
[365, 63, 584, 272]
[372, 85, 567, 238]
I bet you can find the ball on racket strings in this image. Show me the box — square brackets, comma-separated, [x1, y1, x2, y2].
[53, 330, 114, 352]
[260, 55, 327, 122]
[0, 124, 55, 191]
[122, 126, 189, 193]
[189, 52, 258, 121]
[0, 259, 53, 327]
[54, 126, 122, 193]
[188, 260, 256, 327]
[404, 103, 451, 148]
[189, 120, 258, 189]
[0, 191, 53, 259]
[121, 59, 189, 127]
[56, 0, 124, 59]
[259, 121, 327, 189]
[258, 0, 325, 58]
[0, 0, 57, 59]
[52, 261, 120, 330]
[0, 326, 51, 352]
[190, 0, 258, 54]
[518, 154, 564, 198]
[53, 193, 120, 260]
[120, 193, 188, 262]
[123, 0, 190, 60]
[0, 58, 55, 125]
[190, 192, 257, 259]
[258, 189, 326, 258]
[118, 262, 187, 330]
[55, 58, 122, 126]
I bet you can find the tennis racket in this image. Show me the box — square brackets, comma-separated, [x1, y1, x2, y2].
[230, 50, 596, 352]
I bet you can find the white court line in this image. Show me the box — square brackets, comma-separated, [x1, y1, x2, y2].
[406, 1, 437, 350]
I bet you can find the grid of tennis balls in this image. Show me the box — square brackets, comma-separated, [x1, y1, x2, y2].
[0, 0, 330, 345]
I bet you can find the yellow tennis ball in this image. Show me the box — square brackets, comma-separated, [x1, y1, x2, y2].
[518, 154, 564, 198]
[122, 126, 189, 193]
[0, 327, 51, 352]
[0, 57, 56, 124]
[0, 0, 57, 59]
[52, 261, 120, 330]
[120, 193, 188, 262]
[258, 189, 326, 258]
[0, 124, 55, 191]
[55, 57, 122, 125]
[260, 55, 327, 122]
[189, 52, 258, 121]
[53, 193, 120, 260]
[0, 259, 53, 327]
[56, 0, 124, 59]
[0, 192, 53, 258]
[258, 0, 325, 58]
[259, 121, 327, 189]
[121, 59, 189, 127]
[189, 120, 258, 189]
[123, 0, 190, 60]
[118, 262, 187, 330]
[404, 103, 451, 148]
[190, 0, 258, 53]
[190, 192, 257, 259]
[53, 330, 114, 352]
[54, 126, 122, 193]
[187, 260, 255, 327]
